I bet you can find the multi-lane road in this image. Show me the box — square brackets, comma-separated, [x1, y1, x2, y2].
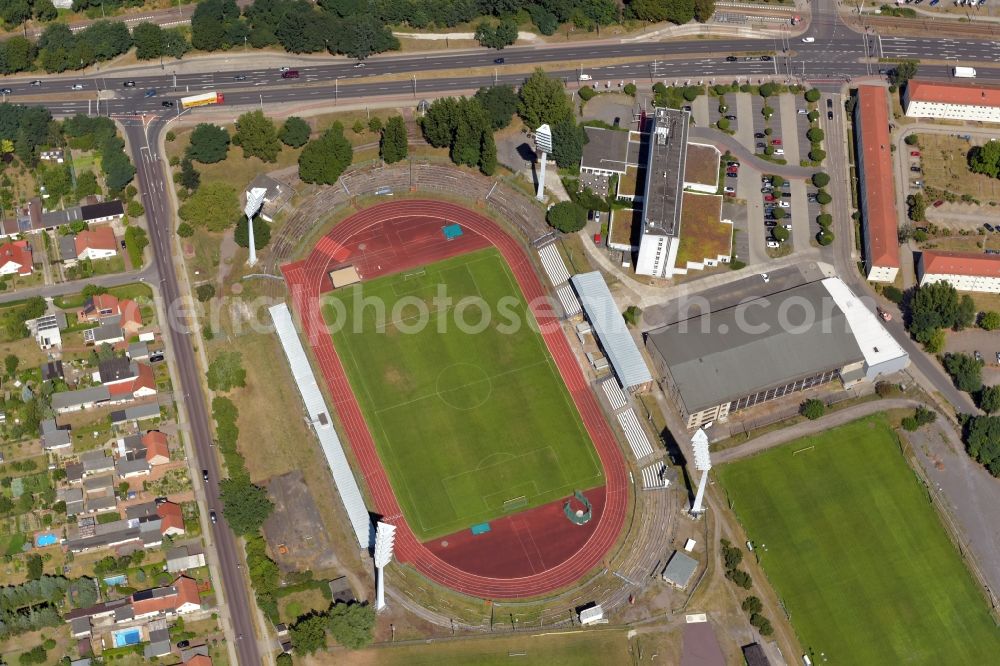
[6, 3, 993, 663]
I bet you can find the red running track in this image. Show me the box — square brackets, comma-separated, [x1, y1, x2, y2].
[282, 200, 628, 599]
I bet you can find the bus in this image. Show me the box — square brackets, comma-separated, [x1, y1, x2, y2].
[180, 92, 225, 110]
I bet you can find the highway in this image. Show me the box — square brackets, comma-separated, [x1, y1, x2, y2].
[125, 117, 262, 666]
[6, 2, 991, 662]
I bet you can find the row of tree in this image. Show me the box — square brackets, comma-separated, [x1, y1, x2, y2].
[62, 115, 136, 193]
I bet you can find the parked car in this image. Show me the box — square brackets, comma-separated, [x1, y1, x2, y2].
[781, 192, 791, 198]
[766, 240, 780, 248]
[726, 172, 738, 178]
[761, 187, 773, 193]
[984, 223, 995, 233]
[754, 132, 765, 138]
[724, 186, 736, 194]
[725, 115, 737, 121]
[797, 109, 808, 115]
[726, 56, 738, 62]
[778, 200, 790, 208]
[177, 640, 191, 649]
[877, 307, 892, 322]
[771, 138, 782, 146]
[910, 151, 921, 157]
[764, 194, 776, 202]
[756, 142, 766, 149]
[774, 148, 785, 156]
[765, 220, 777, 228]
[910, 166, 921, 173]
[933, 199, 944, 207]
[995, 351, 1000, 363]
[807, 194, 818, 202]
[974, 350, 984, 363]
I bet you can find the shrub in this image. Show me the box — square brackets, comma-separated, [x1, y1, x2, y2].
[546, 201, 587, 233]
[800, 398, 825, 419]
[979, 311, 1000, 331]
[805, 88, 821, 103]
[812, 172, 830, 188]
[904, 134, 919, 146]
[177, 222, 194, 238]
[815, 190, 832, 205]
[195, 284, 216, 302]
[578, 86, 597, 102]
[623, 83, 636, 96]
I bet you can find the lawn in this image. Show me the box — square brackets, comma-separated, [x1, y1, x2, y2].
[324, 248, 603, 540]
[717, 415, 1000, 665]
[918, 133, 1000, 204]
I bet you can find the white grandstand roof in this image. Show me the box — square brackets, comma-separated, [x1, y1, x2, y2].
[269, 303, 373, 548]
[821, 277, 907, 369]
[571, 271, 653, 390]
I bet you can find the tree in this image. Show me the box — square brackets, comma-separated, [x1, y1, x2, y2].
[279, 116, 311, 148]
[906, 193, 926, 222]
[475, 18, 517, 50]
[74, 171, 100, 201]
[546, 201, 587, 232]
[772, 226, 789, 242]
[909, 281, 975, 342]
[206, 351, 246, 391]
[380, 116, 408, 164]
[178, 158, 200, 191]
[327, 602, 376, 649]
[518, 69, 572, 130]
[943, 353, 983, 393]
[968, 140, 1000, 179]
[815, 190, 832, 205]
[551, 117, 587, 169]
[299, 124, 353, 185]
[889, 60, 919, 87]
[187, 123, 230, 164]
[5, 353, 19, 378]
[234, 215, 271, 250]
[127, 200, 145, 218]
[979, 386, 1000, 414]
[177, 222, 194, 238]
[800, 398, 825, 419]
[474, 85, 518, 130]
[693, 0, 715, 22]
[812, 172, 830, 188]
[124, 226, 148, 267]
[26, 554, 43, 580]
[979, 311, 1000, 331]
[904, 134, 919, 146]
[964, 415, 1000, 476]
[133, 22, 166, 60]
[34, 0, 56, 22]
[742, 596, 763, 615]
[809, 147, 827, 162]
[195, 284, 216, 302]
[479, 131, 497, 176]
[807, 127, 825, 143]
[804, 88, 821, 103]
[291, 613, 329, 654]
[178, 183, 240, 231]
[219, 477, 274, 535]
[623, 305, 641, 327]
[623, 82, 637, 96]
[233, 110, 281, 162]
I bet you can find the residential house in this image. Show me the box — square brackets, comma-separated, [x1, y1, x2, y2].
[127, 341, 149, 361]
[59, 234, 78, 264]
[157, 502, 186, 537]
[144, 628, 173, 659]
[81, 450, 115, 476]
[130, 576, 201, 619]
[78, 294, 142, 334]
[33, 313, 67, 350]
[81, 201, 125, 224]
[0, 239, 32, 275]
[110, 403, 161, 426]
[166, 545, 206, 573]
[58, 487, 85, 516]
[115, 455, 150, 479]
[52, 385, 112, 413]
[75, 226, 118, 261]
[40, 360, 65, 381]
[64, 462, 85, 484]
[97, 357, 134, 385]
[40, 418, 72, 452]
[183, 652, 212, 666]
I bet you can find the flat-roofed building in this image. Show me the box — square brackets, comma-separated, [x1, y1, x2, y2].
[853, 86, 900, 282]
[903, 80, 1000, 123]
[645, 277, 909, 428]
[917, 250, 1000, 293]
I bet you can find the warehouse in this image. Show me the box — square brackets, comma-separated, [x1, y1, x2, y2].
[645, 277, 909, 429]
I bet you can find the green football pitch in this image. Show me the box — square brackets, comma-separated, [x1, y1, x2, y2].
[717, 415, 1000, 664]
[324, 248, 603, 541]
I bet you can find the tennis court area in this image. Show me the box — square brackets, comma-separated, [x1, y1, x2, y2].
[324, 248, 604, 541]
[718, 415, 1000, 664]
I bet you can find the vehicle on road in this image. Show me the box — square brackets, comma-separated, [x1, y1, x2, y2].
[761, 55, 772, 61]
[0, 88, 10, 94]
[953, 66, 977, 78]
[728, 161, 740, 168]
[996, 351, 1000, 363]
[234, 74, 247, 81]
[123, 80, 135, 87]
[726, 56, 737, 62]
[202, 469, 209, 482]
[877, 308, 892, 322]
[281, 70, 300, 79]
[180, 92, 224, 110]
[71, 84, 84, 90]
[354, 62, 366, 68]
[930, 0, 939, 5]
[797, 109, 807, 114]
[144, 89, 156, 98]
[210, 511, 217, 525]
[578, 73, 592, 81]
[801, 37, 815, 43]
[279, 66, 290, 72]
[828, 110, 834, 120]
[760, 273, 770, 282]
[494, 58, 505, 64]
[161, 101, 174, 108]
[826, 99, 833, 109]
[30, 80, 41, 86]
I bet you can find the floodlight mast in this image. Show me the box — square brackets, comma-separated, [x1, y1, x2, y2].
[690, 429, 712, 516]
[243, 187, 267, 266]
[534, 124, 553, 202]
[374, 521, 397, 612]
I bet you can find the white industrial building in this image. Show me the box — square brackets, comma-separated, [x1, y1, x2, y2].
[903, 80, 1000, 124]
[646, 277, 909, 429]
[635, 107, 689, 277]
[917, 250, 1000, 293]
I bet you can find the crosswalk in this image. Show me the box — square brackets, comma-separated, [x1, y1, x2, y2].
[617, 409, 655, 461]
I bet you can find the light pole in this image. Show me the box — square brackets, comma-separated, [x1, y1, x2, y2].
[411, 75, 416, 97]
[374, 522, 397, 612]
[243, 187, 266, 267]
[690, 428, 711, 516]
[533, 124, 552, 202]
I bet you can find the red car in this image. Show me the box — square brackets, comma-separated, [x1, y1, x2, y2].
[910, 151, 921, 157]
[933, 199, 944, 207]
[771, 138, 782, 146]
[764, 194, 775, 202]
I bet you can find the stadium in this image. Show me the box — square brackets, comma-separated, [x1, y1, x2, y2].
[279, 199, 628, 599]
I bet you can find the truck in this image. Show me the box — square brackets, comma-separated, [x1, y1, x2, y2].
[953, 66, 977, 78]
[180, 92, 225, 110]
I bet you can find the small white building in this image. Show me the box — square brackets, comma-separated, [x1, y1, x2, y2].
[917, 250, 1000, 293]
[903, 80, 1000, 124]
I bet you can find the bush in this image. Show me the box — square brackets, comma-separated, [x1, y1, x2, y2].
[904, 134, 919, 146]
[195, 284, 216, 302]
[726, 568, 753, 589]
[943, 352, 983, 393]
[815, 190, 832, 205]
[742, 596, 763, 614]
[979, 311, 1000, 331]
[883, 286, 904, 304]
[546, 201, 587, 233]
[578, 86, 597, 102]
[807, 127, 825, 143]
[805, 88, 821, 103]
[812, 172, 830, 188]
[623, 305, 641, 327]
[177, 222, 194, 238]
[979, 385, 1000, 413]
[800, 398, 825, 419]
[772, 226, 789, 242]
[623, 83, 636, 96]
[809, 147, 827, 162]
[717, 118, 730, 131]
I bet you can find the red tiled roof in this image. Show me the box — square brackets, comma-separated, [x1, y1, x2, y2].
[0, 240, 32, 275]
[132, 363, 156, 393]
[856, 86, 901, 269]
[74, 226, 118, 256]
[184, 656, 212, 666]
[157, 501, 185, 535]
[906, 80, 1000, 108]
[142, 431, 169, 463]
[130, 575, 200, 616]
[79, 293, 120, 321]
[118, 298, 142, 329]
[920, 250, 1000, 278]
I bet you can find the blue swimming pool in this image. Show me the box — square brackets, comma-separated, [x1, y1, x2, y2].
[112, 628, 141, 648]
[103, 574, 127, 587]
[34, 533, 57, 547]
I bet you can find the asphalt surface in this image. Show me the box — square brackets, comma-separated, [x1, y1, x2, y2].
[125, 118, 262, 666]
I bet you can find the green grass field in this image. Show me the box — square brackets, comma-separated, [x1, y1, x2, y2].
[718, 415, 1000, 664]
[324, 248, 603, 540]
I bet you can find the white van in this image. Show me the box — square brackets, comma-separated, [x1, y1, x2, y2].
[579, 74, 593, 81]
[801, 37, 816, 43]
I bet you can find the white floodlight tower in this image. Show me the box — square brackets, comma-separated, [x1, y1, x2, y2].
[373, 521, 397, 612]
[534, 123, 553, 202]
[690, 428, 712, 516]
[243, 186, 267, 266]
